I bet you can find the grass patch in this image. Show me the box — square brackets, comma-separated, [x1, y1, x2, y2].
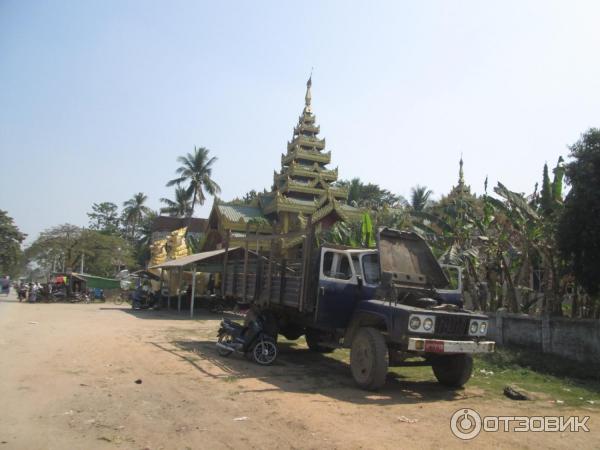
[283, 337, 600, 408]
[222, 376, 239, 383]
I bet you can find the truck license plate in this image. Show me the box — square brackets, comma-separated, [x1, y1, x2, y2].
[424, 340, 444, 353]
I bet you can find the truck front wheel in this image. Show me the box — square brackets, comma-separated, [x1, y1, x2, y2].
[431, 354, 473, 387]
[350, 327, 388, 390]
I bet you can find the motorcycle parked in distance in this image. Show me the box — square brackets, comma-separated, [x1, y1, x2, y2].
[216, 315, 278, 365]
[131, 285, 159, 310]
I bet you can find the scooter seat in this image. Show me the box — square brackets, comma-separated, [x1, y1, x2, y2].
[223, 318, 244, 329]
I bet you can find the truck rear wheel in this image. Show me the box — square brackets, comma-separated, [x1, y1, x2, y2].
[431, 354, 473, 387]
[305, 328, 334, 353]
[350, 327, 388, 390]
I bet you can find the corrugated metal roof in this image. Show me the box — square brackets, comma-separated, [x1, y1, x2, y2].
[217, 204, 265, 222]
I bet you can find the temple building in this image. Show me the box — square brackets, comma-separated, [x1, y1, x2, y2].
[204, 77, 362, 251]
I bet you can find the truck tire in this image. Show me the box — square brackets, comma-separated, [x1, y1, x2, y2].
[350, 327, 388, 390]
[305, 328, 334, 353]
[431, 354, 473, 387]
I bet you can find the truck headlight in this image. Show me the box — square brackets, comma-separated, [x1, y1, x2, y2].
[469, 319, 488, 336]
[479, 321, 488, 335]
[469, 321, 479, 335]
[408, 314, 435, 333]
[409, 316, 421, 330]
[423, 317, 434, 331]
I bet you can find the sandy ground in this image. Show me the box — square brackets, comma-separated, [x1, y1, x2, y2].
[0, 292, 599, 450]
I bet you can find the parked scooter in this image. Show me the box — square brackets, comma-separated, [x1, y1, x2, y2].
[131, 285, 159, 310]
[216, 314, 278, 365]
[71, 291, 91, 303]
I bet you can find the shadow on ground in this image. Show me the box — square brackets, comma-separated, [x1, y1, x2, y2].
[150, 339, 473, 406]
[99, 306, 241, 321]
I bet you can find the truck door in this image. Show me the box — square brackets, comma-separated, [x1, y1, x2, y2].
[316, 248, 360, 329]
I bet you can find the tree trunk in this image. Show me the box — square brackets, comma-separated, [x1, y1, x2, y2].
[501, 254, 519, 312]
[186, 191, 197, 238]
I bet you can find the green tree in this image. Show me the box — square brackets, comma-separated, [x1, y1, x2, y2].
[160, 186, 193, 217]
[336, 178, 404, 209]
[134, 210, 158, 267]
[87, 202, 120, 234]
[166, 147, 221, 230]
[25, 224, 134, 277]
[552, 156, 565, 202]
[243, 189, 259, 204]
[0, 210, 26, 277]
[320, 213, 376, 248]
[410, 185, 433, 212]
[558, 128, 600, 297]
[122, 192, 151, 239]
[540, 163, 553, 215]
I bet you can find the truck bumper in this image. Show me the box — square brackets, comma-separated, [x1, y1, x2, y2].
[407, 338, 495, 354]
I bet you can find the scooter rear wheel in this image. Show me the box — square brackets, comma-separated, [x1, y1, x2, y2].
[251, 337, 278, 365]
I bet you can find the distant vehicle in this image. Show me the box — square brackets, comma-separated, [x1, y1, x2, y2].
[219, 227, 494, 390]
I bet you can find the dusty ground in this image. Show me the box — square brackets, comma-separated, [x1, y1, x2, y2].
[1, 292, 598, 450]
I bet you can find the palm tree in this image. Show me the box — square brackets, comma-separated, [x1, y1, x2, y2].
[160, 186, 193, 217]
[122, 192, 151, 240]
[167, 147, 221, 229]
[410, 185, 433, 212]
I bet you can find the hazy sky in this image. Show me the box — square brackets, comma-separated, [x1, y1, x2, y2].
[2, 1, 599, 244]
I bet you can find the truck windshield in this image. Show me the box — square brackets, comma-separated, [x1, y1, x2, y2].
[362, 254, 380, 284]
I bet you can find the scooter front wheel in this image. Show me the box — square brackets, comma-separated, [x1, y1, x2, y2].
[251, 337, 278, 365]
[217, 333, 234, 357]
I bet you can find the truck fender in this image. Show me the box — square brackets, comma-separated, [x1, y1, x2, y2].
[343, 312, 390, 347]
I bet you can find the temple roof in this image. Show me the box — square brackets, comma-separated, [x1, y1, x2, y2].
[216, 204, 265, 222]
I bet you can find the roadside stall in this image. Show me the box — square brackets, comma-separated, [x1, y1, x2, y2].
[149, 247, 257, 317]
[76, 273, 120, 299]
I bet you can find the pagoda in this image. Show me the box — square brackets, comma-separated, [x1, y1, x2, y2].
[448, 155, 472, 197]
[204, 77, 361, 251]
[258, 76, 360, 232]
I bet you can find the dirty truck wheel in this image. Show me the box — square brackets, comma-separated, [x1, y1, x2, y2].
[305, 328, 334, 353]
[432, 354, 473, 387]
[350, 327, 388, 390]
[252, 337, 278, 365]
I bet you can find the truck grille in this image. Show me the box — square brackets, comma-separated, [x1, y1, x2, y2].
[435, 316, 469, 336]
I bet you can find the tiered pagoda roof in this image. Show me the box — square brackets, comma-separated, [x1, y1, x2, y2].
[262, 76, 358, 220]
[204, 77, 362, 251]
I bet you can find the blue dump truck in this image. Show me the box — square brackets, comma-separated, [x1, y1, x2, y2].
[220, 226, 494, 390]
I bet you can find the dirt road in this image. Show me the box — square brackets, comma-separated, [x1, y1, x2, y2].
[0, 293, 598, 449]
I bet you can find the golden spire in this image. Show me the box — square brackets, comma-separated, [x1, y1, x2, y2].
[304, 74, 312, 114]
[458, 153, 465, 187]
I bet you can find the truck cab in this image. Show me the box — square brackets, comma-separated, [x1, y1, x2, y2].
[315, 248, 463, 329]
[306, 228, 494, 390]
